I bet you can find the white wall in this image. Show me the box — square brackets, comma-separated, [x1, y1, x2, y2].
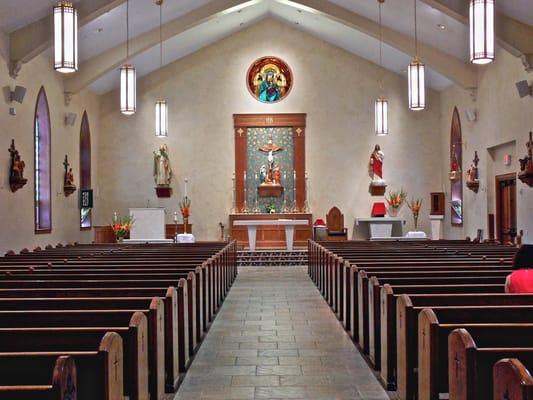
[3, 17, 529, 251]
[440, 49, 533, 244]
[0, 52, 101, 255]
[97, 18, 443, 241]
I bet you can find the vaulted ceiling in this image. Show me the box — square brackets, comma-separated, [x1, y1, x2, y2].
[2, 0, 532, 96]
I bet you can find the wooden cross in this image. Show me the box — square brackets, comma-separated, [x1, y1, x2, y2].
[114, 353, 119, 381]
[453, 352, 460, 379]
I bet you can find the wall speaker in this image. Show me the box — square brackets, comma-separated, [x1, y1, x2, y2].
[465, 108, 477, 122]
[65, 112, 77, 126]
[10, 85, 26, 103]
[515, 80, 531, 98]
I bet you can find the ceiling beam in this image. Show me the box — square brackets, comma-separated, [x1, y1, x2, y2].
[63, 0, 258, 94]
[286, 0, 477, 89]
[8, 0, 126, 78]
[421, 0, 533, 72]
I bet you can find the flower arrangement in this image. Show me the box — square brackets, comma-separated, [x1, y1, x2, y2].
[406, 198, 423, 231]
[385, 188, 406, 216]
[111, 213, 135, 240]
[179, 197, 191, 218]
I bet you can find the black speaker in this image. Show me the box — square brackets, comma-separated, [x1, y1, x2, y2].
[10, 85, 26, 103]
[516, 80, 531, 98]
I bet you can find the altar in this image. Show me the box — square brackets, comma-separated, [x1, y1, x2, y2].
[354, 217, 406, 239]
[230, 213, 312, 249]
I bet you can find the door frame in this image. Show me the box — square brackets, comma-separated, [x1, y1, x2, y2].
[495, 172, 517, 244]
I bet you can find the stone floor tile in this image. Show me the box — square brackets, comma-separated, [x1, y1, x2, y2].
[172, 266, 391, 400]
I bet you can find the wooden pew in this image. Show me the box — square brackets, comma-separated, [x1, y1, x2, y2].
[493, 358, 533, 400]
[0, 311, 150, 400]
[364, 270, 509, 361]
[379, 283, 505, 390]
[0, 355, 76, 400]
[449, 328, 533, 400]
[418, 307, 533, 400]
[0, 331, 122, 400]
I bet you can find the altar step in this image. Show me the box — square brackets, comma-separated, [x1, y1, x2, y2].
[237, 249, 308, 267]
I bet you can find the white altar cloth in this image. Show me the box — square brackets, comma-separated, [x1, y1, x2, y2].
[176, 233, 195, 243]
[233, 219, 309, 251]
[354, 217, 406, 239]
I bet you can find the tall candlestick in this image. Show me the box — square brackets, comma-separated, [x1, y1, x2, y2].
[173, 211, 178, 223]
[184, 177, 188, 198]
[113, 211, 118, 223]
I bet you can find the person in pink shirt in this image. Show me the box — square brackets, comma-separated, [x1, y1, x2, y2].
[504, 244, 533, 293]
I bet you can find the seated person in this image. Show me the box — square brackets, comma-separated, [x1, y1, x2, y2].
[504, 244, 533, 293]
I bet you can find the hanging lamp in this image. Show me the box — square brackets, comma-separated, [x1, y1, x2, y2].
[155, 0, 168, 137]
[53, 1, 78, 73]
[375, 0, 388, 136]
[469, 0, 494, 64]
[408, 0, 425, 111]
[120, 0, 136, 115]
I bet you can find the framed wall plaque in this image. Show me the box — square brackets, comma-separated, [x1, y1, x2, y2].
[246, 56, 293, 103]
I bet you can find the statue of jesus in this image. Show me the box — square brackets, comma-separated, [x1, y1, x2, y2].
[258, 136, 283, 185]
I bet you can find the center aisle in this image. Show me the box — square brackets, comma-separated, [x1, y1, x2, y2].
[173, 266, 391, 400]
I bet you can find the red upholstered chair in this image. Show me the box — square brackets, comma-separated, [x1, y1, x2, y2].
[326, 206, 348, 241]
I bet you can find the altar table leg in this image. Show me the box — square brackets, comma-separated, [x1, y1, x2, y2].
[285, 225, 295, 251]
[246, 225, 257, 251]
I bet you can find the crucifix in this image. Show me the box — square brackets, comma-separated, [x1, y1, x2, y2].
[258, 136, 283, 185]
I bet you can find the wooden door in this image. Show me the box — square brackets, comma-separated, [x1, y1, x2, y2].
[495, 173, 517, 244]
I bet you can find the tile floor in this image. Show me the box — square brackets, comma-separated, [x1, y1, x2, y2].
[172, 266, 392, 400]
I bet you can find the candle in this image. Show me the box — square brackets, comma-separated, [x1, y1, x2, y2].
[173, 211, 178, 223]
[184, 177, 188, 198]
[113, 212, 117, 223]
[294, 170, 296, 182]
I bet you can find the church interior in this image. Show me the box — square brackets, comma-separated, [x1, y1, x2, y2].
[0, 1, 532, 399]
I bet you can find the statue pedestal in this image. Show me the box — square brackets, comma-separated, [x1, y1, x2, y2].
[369, 183, 386, 196]
[258, 184, 283, 197]
[155, 186, 172, 198]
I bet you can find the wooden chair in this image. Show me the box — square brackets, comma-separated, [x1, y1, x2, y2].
[326, 206, 348, 241]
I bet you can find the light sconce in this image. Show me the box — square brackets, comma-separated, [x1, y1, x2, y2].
[469, 0, 494, 65]
[53, 1, 78, 73]
[408, 0, 425, 111]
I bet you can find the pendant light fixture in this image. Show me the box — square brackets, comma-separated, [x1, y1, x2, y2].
[469, 0, 494, 64]
[375, 0, 388, 136]
[155, 0, 168, 137]
[120, 0, 136, 115]
[408, 0, 425, 111]
[53, 1, 78, 73]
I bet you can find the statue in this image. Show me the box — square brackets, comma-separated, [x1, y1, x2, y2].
[8, 139, 27, 192]
[518, 131, 533, 187]
[369, 144, 385, 182]
[153, 144, 172, 186]
[63, 154, 77, 196]
[466, 151, 480, 183]
[466, 151, 480, 193]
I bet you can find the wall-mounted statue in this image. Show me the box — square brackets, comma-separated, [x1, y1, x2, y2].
[368, 144, 387, 195]
[153, 144, 172, 197]
[8, 139, 27, 192]
[466, 150, 480, 193]
[518, 131, 533, 187]
[63, 154, 77, 197]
